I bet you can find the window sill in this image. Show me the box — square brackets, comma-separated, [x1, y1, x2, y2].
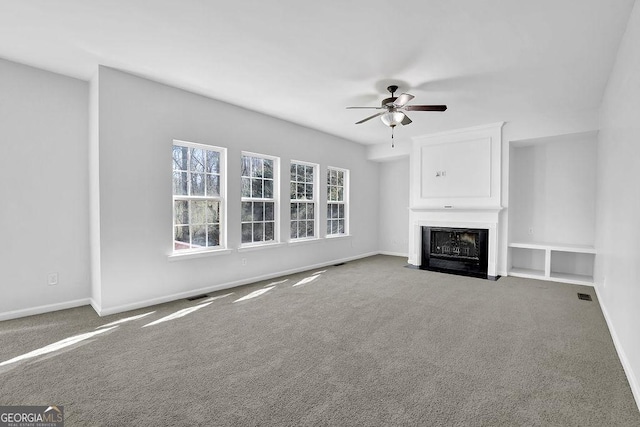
[288, 237, 322, 246]
[238, 242, 286, 253]
[326, 234, 352, 239]
[168, 248, 233, 261]
[325, 234, 353, 240]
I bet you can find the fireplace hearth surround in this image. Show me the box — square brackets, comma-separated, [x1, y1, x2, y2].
[421, 227, 490, 279]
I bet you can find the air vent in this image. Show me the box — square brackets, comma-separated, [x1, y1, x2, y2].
[187, 294, 208, 301]
[577, 293, 592, 301]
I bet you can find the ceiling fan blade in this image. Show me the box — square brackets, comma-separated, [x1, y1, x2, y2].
[401, 114, 412, 125]
[355, 112, 384, 124]
[346, 106, 384, 109]
[393, 93, 415, 107]
[404, 105, 447, 112]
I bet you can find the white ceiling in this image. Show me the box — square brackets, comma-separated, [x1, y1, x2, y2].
[0, 0, 635, 146]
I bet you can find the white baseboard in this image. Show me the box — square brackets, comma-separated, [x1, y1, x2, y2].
[0, 298, 92, 322]
[594, 285, 640, 412]
[378, 251, 408, 258]
[95, 251, 380, 317]
[89, 298, 102, 316]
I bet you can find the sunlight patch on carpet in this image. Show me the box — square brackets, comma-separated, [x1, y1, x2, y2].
[96, 312, 155, 329]
[0, 326, 119, 367]
[142, 302, 213, 327]
[292, 275, 319, 287]
[265, 279, 288, 287]
[233, 286, 275, 303]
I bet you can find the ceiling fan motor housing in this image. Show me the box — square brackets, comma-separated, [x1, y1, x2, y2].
[382, 97, 398, 108]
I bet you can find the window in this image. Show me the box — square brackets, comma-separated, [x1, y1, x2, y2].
[327, 167, 348, 236]
[290, 161, 318, 240]
[172, 141, 225, 252]
[241, 153, 278, 245]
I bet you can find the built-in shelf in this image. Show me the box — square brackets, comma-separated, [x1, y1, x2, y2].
[509, 267, 546, 280]
[508, 242, 595, 286]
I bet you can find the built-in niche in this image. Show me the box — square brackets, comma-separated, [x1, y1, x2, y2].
[507, 131, 597, 285]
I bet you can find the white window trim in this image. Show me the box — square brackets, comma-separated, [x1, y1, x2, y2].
[237, 242, 287, 253]
[171, 140, 227, 255]
[168, 248, 233, 261]
[325, 233, 352, 239]
[289, 160, 319, 242]
[288, 237, 322, 246]
[240, 151, 280, 247]
[326, 166, 349, 237]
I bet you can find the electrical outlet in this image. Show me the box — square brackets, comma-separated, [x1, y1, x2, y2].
[47, 272, 58, 286]
[241, 258, 247, 266]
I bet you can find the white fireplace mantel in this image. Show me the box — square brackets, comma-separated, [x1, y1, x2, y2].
[407, 208, 503, 277]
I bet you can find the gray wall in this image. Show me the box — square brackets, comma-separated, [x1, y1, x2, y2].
[509, 132, 597, 246]
[93, 66, 380, 314]
[378, 158, 410, 257]
[0, 59, 90, 317]
[595, 0, 640, 406]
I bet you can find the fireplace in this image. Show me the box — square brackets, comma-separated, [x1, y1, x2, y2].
[420, 227, 490, 279]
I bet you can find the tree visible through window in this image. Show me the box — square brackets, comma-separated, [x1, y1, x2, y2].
[241, 153, 278, 244]
[327, 167, 348, 236]
[290, 162, 317, 239]
[172, 141, 224, 252]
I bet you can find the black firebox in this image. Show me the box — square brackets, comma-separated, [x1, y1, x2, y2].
[420, 227, 489, 279]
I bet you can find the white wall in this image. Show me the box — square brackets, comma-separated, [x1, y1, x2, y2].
[595, 0, 640, 408]
[89, 70, 102, 310]
[0, 59, 90, 319]
[378, 158, 410, 256]
[94, 66, 379, 314]
[509, 132, 598, 245]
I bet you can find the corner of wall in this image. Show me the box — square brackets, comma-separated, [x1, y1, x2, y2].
[593, 284, 640, 411]
[89, 68, 102, 308]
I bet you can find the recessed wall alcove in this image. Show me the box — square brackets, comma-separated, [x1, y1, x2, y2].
[507, 131, 598, 285]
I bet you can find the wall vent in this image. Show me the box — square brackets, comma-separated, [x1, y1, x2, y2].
[577, 293, 592, 301]
[187, 294, 209, 301]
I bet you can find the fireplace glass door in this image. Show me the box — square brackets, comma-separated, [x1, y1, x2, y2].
[420, 227, 489, 278]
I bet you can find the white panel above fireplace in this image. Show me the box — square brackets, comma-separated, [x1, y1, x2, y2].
[420, 137, 491, 199]
[411, 122, 504, 209]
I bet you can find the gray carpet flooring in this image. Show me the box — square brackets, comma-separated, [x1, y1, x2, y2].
[1, 255, 639, 426]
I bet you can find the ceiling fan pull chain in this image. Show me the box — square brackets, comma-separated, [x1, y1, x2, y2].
[391, 126, 395, 148]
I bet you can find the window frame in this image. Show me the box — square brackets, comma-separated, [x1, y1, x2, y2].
[171, 139, 227, 254]
[240, 151, 280, 247]
[326, 166, 349, 237]
[289, 160, 319, 242]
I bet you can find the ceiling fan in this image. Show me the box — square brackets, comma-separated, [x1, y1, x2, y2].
[347, 85, 447, 146]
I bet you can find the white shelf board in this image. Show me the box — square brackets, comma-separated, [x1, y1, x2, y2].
[508, 241, 595, 254]
[508, 267, 546, 280]
[549, 272, 594, 286]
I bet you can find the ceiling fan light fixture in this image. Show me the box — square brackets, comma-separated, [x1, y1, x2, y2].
[380, 111, 405, 127]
